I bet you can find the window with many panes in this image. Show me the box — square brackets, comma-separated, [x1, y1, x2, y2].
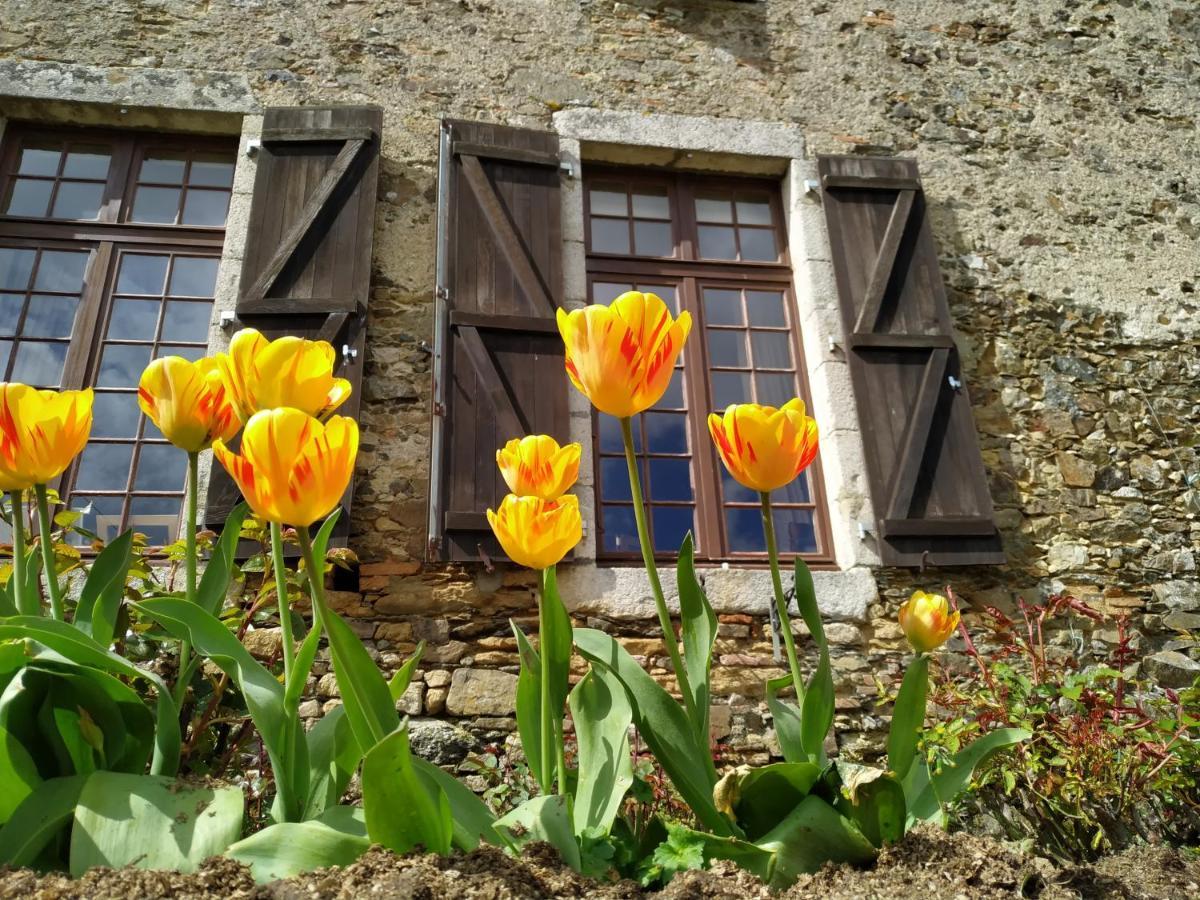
[585, 168, 833, 563]
[0, 125, 236, 545]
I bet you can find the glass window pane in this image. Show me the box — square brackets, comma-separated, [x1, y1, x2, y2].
[62, 145, 111, 179]
[652, 369, 684, 410]
[644, 412, 688, 452]
[593, 282, 632, 305]
[68, 495, 125, 545]
[22, 295, 78, 338]
[648, 458, 692, 502]
[590, 218, 630, 254]
[0, 248, 36, 290]
[127, 495, 182, 545]
[721, 468, 758, 504]
[134, 444, 188, 491]
[702, 288, 743, 326]
[651, 506, 693, 554]
[107, 299, 160, 341]
[633, 220, 672, 257]
[726, 507, 764, 552]
[751, 331, 792, 369]
[74, 443, 134, 491]
[10, 342, 68, 386]
[697, 225, 737, 260]
[130, 186, 180, 224]
[0, 340, 10, 375]
[181, 189, 230, 227]
[5, 179, 53, 217]
[601, 505, 637, 554]
[33, 250, 89, 292]
[632, 190, 670, 219]
[739, 227, 778, 262]
[599, 457, 632, 502]
[598, 414, 629, 454]
[746, 290, 786, 327]
[776, 473, 812, 505]
[0, 294, 23, 334]
[694, 195, 733, 223]
[755, 372, 796, 408]
[116, 254, 169, 296]
[90, 393, 140, 439]
[97, 344, 152, 387]
[160, 301, 211, 343]
[774, 507, 817, 553]
[735, 198, 773, 226]
[168, 257, 219, 297]
[188, 153, 235, 188]
[711, 371, 751, 411]
[155, 344, 205, 361]
[139, 153, 187, 184]
[707, 330, 748, 368]
[50, 181, 104, 219]
[17, 143, 61, 176]
[589, 187, 627, 217]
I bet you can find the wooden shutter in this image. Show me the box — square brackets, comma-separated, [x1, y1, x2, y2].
[426, 120, 568, 562]
[819, 156, 1003, 566]
[204, 106, 380, 540]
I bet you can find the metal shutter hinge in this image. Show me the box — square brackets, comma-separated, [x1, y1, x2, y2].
[342, 344, 358, 362]
[435, 285, 450, 301]
[560, 160, 575, 179]
[219, 310, 237, 329]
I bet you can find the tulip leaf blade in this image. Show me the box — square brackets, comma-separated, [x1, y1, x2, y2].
[902, 726, 1031, 827]
[75, 529, 134, 648]
[511, 621, 547, 794]
[755, 794, 876, 889]
[387, 641, 426, 702]
[321, 601, 398, 752]
[301, 705, 360, 822]
[800, 642, 833, 766]
[0, 773, 88, 867]
[568, 664, 634, 837]
[493, 795, 580, 871]
[832, 763, 906, 848]
[225, 806, 370, 883]
[733, 761, 821, 841]
[410, 756, 500, 850]
[791, 557, 824, 646]
[197, 503, 249, 616]
[362, 723, 453, 856]
[886, 654, 929, 781]
[540, 566, 573, 728]
[677, 532, 717, 746]
[765, 674, 805, 764]
[0, 725, 42, 824]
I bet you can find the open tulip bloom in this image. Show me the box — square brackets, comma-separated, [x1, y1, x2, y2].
[496, 435, 581, 502]
[216, 327, 352, 424]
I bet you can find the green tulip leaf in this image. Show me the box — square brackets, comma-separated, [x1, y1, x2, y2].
[493, 795, 580, 871]
[0, 774, 88, 867]
[733, 761, 822, 841]
[833, 763, 906, 847]
[569, 665, 634, 837]
[197, 503, 249, 616]
[887, 654, 929, 781]
[902, 726, 1032, 827]
[321, 601, 399, 752]
[511, 622, 547, 793]
[411, 756, 500, 851]
[387, 640, 426, 702]
[362, 723, 453, 856]
[0, 725, 41, 824]
[765, 674, 804, 764]
[72, 529, 134, 647]
[755, 794, 877, 889]
[225, 805, 369, 883]
[677, 533, 717, 746]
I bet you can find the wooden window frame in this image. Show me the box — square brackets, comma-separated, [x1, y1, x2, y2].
[584, 166, 835, 567]
[0, 123, 235, 544]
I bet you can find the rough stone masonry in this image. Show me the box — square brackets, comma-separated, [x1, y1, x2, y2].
[1, 1, 1198, 766]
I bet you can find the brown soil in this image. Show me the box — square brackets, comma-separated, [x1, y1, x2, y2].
[2, 827, 1196, 900]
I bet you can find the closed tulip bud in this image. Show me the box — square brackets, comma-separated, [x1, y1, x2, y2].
[138, 356, 240, 453]
[216, 327, 351, 423]
[486, 494, 582, 571]
[557, 291, 691, 418]
[707, 398, 819, 494]
[898, 590, 960, 653]
[0, 383, 93, 490]
[212, 407, 358, 527]
[496, 435, 581, 501]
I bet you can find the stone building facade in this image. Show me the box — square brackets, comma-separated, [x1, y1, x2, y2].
[0, 1, 1197, 766]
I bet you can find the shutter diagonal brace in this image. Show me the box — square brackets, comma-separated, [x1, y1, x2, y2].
[459, 153, 560, 315]
[853, 188, 915, 334]
[458, 324, 531, 440]
[241, 137, 369, 307]
[885, 346, 950, 521]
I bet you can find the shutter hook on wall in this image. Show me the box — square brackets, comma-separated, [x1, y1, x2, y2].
[947, 375, 963, 391]
[342, 344, 358, 363]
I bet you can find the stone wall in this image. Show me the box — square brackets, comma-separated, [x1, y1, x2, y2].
[2, 0, 1199, 764]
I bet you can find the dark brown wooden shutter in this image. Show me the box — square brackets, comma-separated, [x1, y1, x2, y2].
[426, 120, 568, 562]
[204, 106, 380, 542]
[819, 155, 1003, 566]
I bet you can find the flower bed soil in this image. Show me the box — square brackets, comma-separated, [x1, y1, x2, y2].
[2, 827, 1196, 900]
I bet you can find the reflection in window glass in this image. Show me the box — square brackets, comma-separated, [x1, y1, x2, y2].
[599, 457, 633, 502]
[590, 217, 630, 254]
[139, 154, 188, 184]
[644, 412, 688, 453]
[631, 190, 670, 219]
[708, 330, 748, 368]
[5, 180, 53, 217]
[50, 182, 104, 220]
[702, 289, 743, 326]
[589, 187, 627, 217]
[726, 506, 763, 552]
[181, 189, 230, 227]
[773, 507, 817, 553]
[75, 443, 134, 492]
[62, 147, 111, 179]
[90, 393, 141, 439]
[71, 496, 125, 546]
[746, 290, 786, 327]
[130, 186, 181, 224]
[648, 458, 692, 502]
[697, 224, 737, 260]
[116, 254, 169, 295]
[601, 505, 637, 553]
[750, 331, 791, 369]
[711, 371, 751, 410]
[10, 342, 68, 386]
[651, 506, 693, 554]
[17, 144, 61, 176]
[188, 154, 235, 188]
[633, 220, 672, 257]
[739, 227, 778, 262]
[22, 295, 78, 338]
[134, 444, 187, 491]
[34, 250, 89, 292]
[168, 257, 219, 297]
[0, 248, 36, 289]
[128, 495, 182, 545]
[695, 196, 733, 223]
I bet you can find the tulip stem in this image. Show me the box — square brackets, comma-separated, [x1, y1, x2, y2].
[760, 491, 805, 701]
[619, 417, 696, 724]
[295, 526, 327, 635]
[33, 484, 64, 621]
[8, 491, 35, 616]
[173, 452, 200, 707]
[270, 522, 295, 686]
[538, 567, 557, 795]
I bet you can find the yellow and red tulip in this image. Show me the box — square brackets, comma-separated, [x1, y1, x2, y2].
[486, 494, 582, 570]
[496, 435, 581, 501]
[707, 398, 819, 494]
[212, 407, 358, 527]
[0, 383, 93, 490]
[557, 291, 691, 419]
[138, 356, 240, 453]
[898, 590, 960, 653]
[216, 327, 351, 423]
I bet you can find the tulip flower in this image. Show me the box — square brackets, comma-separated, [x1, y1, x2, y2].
[213, 407, 358, 528]
[216, 328, 351, 423]
[0, 383, 93, 618]
[898, 590, 960, 653]
[556, 291, 691, 419]
[707, 398, 819, 494]
[138, 357, 240, 454]
[486, 494, 581, 571]
[496, 435, 581, 501]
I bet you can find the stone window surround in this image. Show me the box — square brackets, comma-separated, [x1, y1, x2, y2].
[552, 109, 877, 623]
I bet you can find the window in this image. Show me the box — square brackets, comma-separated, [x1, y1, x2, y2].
[0, 125, 236, 545]
[585, 169, 833, 563]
